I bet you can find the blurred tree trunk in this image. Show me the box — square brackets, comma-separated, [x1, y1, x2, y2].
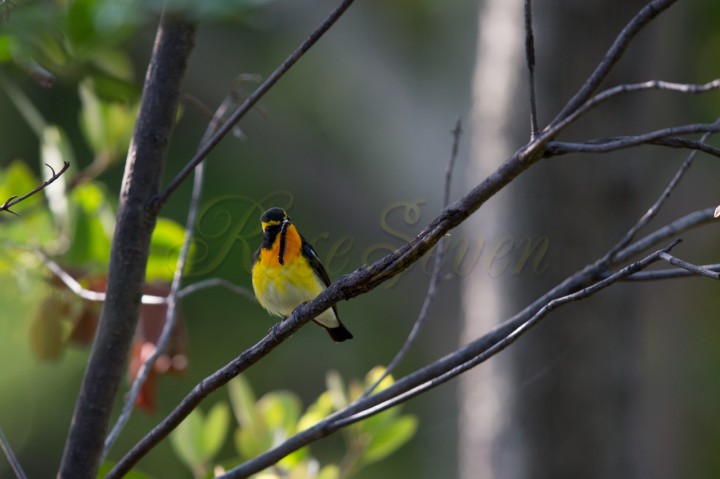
[461, 1, 685, 478]
[58, 15, 197, 479]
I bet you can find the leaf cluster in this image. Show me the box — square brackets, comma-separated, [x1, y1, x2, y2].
[168, 368, 417, 479]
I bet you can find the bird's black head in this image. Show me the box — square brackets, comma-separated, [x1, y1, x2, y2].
[259, 208, 293, 257]
[260, 207, 290, 230]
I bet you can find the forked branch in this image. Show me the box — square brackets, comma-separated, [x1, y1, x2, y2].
[0, 161, 69, 216]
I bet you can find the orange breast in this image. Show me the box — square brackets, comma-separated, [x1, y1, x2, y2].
[260, 223, 302, 267]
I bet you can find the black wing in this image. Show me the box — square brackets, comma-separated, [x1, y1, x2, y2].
[301, 236, 332, 287]
[301, 235, 353, 342]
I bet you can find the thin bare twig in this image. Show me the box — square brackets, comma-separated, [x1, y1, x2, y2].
[363, 118, 462, 398]
[546, 79, 720, 141]
[0, 162, 69, 216]
[659, 251, 720, 280]
[524, 0, 539, 138]
[335, 240, 681, 425]
[606, 129, 715, 262]
[36, 249, 255, 305]
[612, 208, 715, 264]
[0, 428, 27, 479]
[152, 0, 357, 210]
[611, 264, 720, 281]
[34, 250, 165, 304]
[551, 0, 679, 124]
[178, 278, 256, 302]
[546, 121, 720, 156]
[649, 138, 720, 159]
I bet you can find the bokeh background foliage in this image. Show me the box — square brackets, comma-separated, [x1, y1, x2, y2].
[0, 0, 470, 477]
[2, 0, 720, 478]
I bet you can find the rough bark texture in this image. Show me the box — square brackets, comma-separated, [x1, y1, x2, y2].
[57, 15, 196, 479]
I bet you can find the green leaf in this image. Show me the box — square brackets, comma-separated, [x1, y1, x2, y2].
[78, 79, 105, 155]
[360, 415, 418, 466]
[296, 391, 333, 432]
[64, 182, 114, 269]
[364, 366, 394, 392]
[147, 217, 191, 282]
[325, 370, 348, 410]
[228, 377, 281, 461]
[317, 464, 341, 479]
[97, 461, 154, 479]
[79, 78, 138, 160]
[65, 0, 97, 50]
[228, 376, 258, 429]
[234, 423, 273, 462]
[90, 48, 134, 81]
[170, 408, 206, 472]
[198, 457, 244, 479]
[355, 366, 400, 431]
[36, 32, 68, 68]
[257, 391, 301, 434]
[0, 160, 38, 207]
[0, 36, 12, 63]
[203, 401, 231, 461]
[256, 391, 304, 468]
[0, 161, 55, 242]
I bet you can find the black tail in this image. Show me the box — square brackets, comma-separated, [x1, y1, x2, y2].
[324, 321, 353, 342]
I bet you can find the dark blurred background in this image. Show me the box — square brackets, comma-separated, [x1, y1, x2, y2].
[1, 0, 720, 478]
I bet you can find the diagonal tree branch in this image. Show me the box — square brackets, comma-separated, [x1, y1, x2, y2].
[152, 0, 357, 210]
[363, 118, 462, 398]
[607, 129, 715, 261]
[0, 162, 69, 216]
[111, 116, 720, 477]
[177, 278, 256, 302]
[611, 207, 715, 264]
[220, 240, 680, 478]
[659, 251, 720, 280]
[550, 0, 679, 125]
[223, 123, 719, 473]
[0, 428, 27, 479]
[57, 12, 197, 479]
[107, 107, 544, 479]
[546, 121, 720, 156]
[34, 248, 254, 305]
[546, 79, 720, 141]
[649, 138, 720, 160]
[221, 75, 720, 472]
[611, 264, 720, 281]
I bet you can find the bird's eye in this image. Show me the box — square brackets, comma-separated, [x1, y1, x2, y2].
[265, 224, 280, 235]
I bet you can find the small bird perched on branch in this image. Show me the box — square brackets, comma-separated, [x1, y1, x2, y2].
[251, 207, 353, 342]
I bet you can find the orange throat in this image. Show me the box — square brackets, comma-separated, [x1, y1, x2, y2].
[262, 223, 302, 267]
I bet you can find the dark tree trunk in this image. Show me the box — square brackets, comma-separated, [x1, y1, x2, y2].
[58, 14, 197, 479]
